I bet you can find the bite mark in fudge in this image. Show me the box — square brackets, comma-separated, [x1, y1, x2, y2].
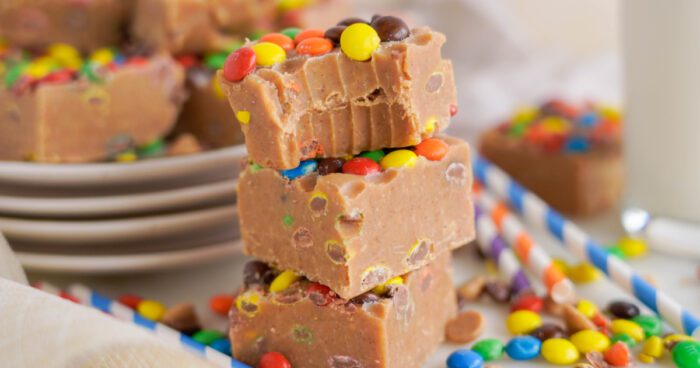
[172, 56, 244, 148]
[478, 100, 622, 215]
[0, 0, 129, 53]
[237, 136, 474, 299]
[230, 252, 457, 368]
[0, 48, 185, 163]
[219, 25, 457, 169]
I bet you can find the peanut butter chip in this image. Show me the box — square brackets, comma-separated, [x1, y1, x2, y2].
[445, 162, 468, 185]
[291, 324, 313, 344]
[585, 352, 608, 368]
[406, 240, 431, 267]
[161, 303, 201, 334]
[336, 212, 363, 237]
[292, 227, 313, 248]
[309, 196, 327, 214]
[361, 266, 390, 289]
[457, 275, 487, 301]
[328, 355, 363, 368]
[326, 241, 348, 264]
[445, 310, 485, 344]
[425, 72, 444, 93]
[562, 303, 597, 332]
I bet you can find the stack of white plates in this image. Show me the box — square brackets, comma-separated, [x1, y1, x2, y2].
[0, 145, 247, 274]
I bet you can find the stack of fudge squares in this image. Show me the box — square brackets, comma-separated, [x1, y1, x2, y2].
[0, 0, 346, 162]
[218, 15, 476, 367]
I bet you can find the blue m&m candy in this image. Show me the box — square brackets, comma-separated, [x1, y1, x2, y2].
[565, 136, 590, 153]
[447, 349, 484, 368]
[505, 335, 541, 360]
[281, 159, 318, 179]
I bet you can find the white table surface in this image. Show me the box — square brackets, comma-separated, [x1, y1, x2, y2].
[28, 210, 699, 368]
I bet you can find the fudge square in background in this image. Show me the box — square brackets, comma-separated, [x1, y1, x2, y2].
[0, 51, 185, 163]
[479, 100, 622, 216]
[131, 0, 275, 55]
[219, 27, 457, 169]
[237, 136, 473, 299]
[231, 252, 456, 368]
[0, 0, 129, 53]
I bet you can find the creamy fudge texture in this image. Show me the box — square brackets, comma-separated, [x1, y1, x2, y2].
[0, 55, 185, 163]
[478, 101, 623, 215]
[131, 0, 274, 55]
[174, 67, 244, 148]
[219, 27, 457, 169]
[237, 136, 473, 299]
[0, 0, 129, 53]
[230, 252, 456, 368]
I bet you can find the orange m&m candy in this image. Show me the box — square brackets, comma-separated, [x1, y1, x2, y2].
[296, 37, 333, 56]
[260, 33, 295, 52]
[415, 138, 448, 161]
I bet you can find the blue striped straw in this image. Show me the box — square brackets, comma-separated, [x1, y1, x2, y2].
[474, 155, 700, 337]
[66, 284, 251, 368]
[475, 204, 532, 295]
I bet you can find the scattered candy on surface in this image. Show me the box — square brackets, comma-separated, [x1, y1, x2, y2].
[222, 47, 256, 82]
[340, 23, 380, 61]
[576, 299, 598, 319]
[161, 302, 201, 334]
[137, 299, 166, 321]
[529, 323, 568, 342]
[118, 294, 143, 309]
[617, 236, 648, 258]
[607, 300, 640, 319]
[568, 262, 601, 283]
[447, 349, 485, 368]
[259, 351, 292, 368]
[642, 336, 664, 361]
[210, 337, 232, 355]
[631, 314, 662, 337]
[611, 319, 645, 342]
[505, 335, 541, 361]
[604, 341, 631, 366]
[209, 294, 234, 316]
[506, 310, 542, 335]
[541, 338, 580, 365]
[251, 42, 286, 67]
[510, 293, 544, 313]
[569, 329, 610, 353]
[611, 333, 637, 348]
[471, 338, 505, 361]
[380, 149, 418, 169]
[445, 310, 485, 344]
[673, 340, 700, 368]
[192, 329, 226, 345]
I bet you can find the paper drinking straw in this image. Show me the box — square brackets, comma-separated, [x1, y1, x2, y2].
[474, 155, 700, 337]
[475, 204, 532, 295]
[474, 185, 577, 304]
[66, 284, 250, 368]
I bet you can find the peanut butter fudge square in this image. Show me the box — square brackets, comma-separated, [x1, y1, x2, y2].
[479, 100, 622, 216]
[172, 55, 244, 148]
[0, 46, 185, 163]
[0, 0, 129, 53]
[231, 252, 457, 368]
[237, 136, 473, 299]
[131, 0, 276, 55]
[218, 17, 458, 169]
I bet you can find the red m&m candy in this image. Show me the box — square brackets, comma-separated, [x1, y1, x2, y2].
[259, 352, 291, 368]
[222, 47, 256, 82]
[342, 157, 381, 175]
[118, 294, 143, 310]
[209, 294, 235, 316]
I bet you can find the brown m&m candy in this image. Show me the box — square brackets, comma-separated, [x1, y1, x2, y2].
[371, 15, 410, 42]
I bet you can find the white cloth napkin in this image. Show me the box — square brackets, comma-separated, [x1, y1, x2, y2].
[0, 278, 213, 368]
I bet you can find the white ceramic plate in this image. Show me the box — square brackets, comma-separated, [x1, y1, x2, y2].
[17, 239, 243, 274]
[0, 180, 237, 218]
[0, 145, 246, 188]
[0, 205, 237, 245]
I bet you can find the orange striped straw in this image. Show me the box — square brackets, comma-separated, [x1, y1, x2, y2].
[473, 184, 576, 304]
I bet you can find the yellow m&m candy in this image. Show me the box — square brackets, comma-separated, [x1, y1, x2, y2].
[380, 149, 417, 169]
[251, 42, 286, 67]
[340, 23, 380, 61]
